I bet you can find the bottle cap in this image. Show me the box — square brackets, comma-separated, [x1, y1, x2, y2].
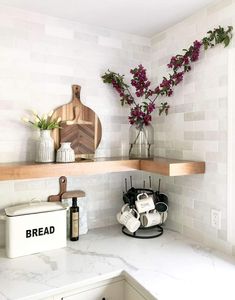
[72, 197, 77, 207]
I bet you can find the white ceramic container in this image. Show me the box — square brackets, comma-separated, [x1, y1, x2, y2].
[56, 142, 75, 163]
[1, 202, 67, 258]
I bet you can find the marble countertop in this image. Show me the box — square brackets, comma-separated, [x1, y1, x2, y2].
[1, 225, 235, 300]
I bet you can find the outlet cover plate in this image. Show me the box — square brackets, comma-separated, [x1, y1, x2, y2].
[211, 209, 221, 229]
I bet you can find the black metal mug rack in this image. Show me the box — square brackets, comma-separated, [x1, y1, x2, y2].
[122, 224, 163, 239]
[120, 176, 167, 239]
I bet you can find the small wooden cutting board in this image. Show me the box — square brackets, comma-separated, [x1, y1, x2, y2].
[51, 85, 102, 159]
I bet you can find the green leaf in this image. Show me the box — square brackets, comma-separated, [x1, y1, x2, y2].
[224, 36, 230, 47]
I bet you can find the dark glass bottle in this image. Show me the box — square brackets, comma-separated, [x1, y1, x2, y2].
[70, 197, 79, 241]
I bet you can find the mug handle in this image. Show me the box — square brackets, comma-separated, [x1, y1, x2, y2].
[121, 203, 130, 213]
[136, 193, 148, 201]
[131, 208, 140, 220]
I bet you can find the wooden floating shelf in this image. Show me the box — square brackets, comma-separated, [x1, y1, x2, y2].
[140, 157, 205, 177]
[0, 157, 205, 181]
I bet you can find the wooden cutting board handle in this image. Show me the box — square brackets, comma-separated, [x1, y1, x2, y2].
[48, 176, 67, 202]
[72, 85, 81, 102]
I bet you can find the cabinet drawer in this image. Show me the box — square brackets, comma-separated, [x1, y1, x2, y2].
[62, 281, 124, 300]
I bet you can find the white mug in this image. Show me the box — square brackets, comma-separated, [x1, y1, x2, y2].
[116, 204, 140, 233]
[140, 210, 161, 227]
[135, 193, 155, 214]
[116, 204, 128, 224]
[159, 211, 168, 224]
[116, 204, 130, 220]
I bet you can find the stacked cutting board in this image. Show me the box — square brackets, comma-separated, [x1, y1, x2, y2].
[52, 85, 102, 160]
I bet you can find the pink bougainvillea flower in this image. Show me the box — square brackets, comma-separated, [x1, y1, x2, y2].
[102, 26, 233, 127]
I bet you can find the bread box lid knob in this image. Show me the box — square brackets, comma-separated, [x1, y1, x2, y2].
[5, 202, 66, 217]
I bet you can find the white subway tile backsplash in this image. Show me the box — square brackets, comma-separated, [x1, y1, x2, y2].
[195, 120, 219, 131]
[45, 25, 74, 39]
[205, 151, 227, 163]
[184, 131, 204, 140]
[0, 5, 152, 246]
[164, 219, 183, 233]
[151, 0, 235, 254]
[14, 179, 46, 192]
[182, 82, 196, 95]
[217, 228, 228, 241]
[184, 111, 205, 121]
[165, 149, 183, 159]
[183, 225, 204, 243]
[184, 149, 206, 160]
[207, 0, 233, 15]
[193, 141, 218, 152]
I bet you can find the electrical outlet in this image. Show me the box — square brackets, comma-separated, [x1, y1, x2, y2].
[211, 209, 221, 229]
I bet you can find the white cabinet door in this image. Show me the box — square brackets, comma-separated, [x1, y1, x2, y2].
[62, 281, 124, 300]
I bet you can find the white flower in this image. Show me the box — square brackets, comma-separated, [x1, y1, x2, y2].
[21, 117, 29, 123]
[42, 114, 47, 120]
[48, 110, 54, 117]
[31, 109, 38, 116]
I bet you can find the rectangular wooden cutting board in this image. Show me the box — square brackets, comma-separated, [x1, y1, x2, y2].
[60, 123, 95, 155]
[51, 85, 102, 159]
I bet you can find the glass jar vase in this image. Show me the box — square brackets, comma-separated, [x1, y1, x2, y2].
[129, 124, 154, 159]
[35, 130, 55, 163]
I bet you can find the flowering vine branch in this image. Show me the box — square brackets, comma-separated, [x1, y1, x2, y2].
[101, 26, 233, 127]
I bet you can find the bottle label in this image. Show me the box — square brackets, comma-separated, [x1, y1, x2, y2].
[72, 212, 79, 238]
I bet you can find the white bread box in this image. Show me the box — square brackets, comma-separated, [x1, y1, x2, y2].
[3, 202, 67, 258]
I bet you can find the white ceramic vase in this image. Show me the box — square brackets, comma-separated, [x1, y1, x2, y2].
[35, 130, 55, 163]
[56, 142, 75, 163]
